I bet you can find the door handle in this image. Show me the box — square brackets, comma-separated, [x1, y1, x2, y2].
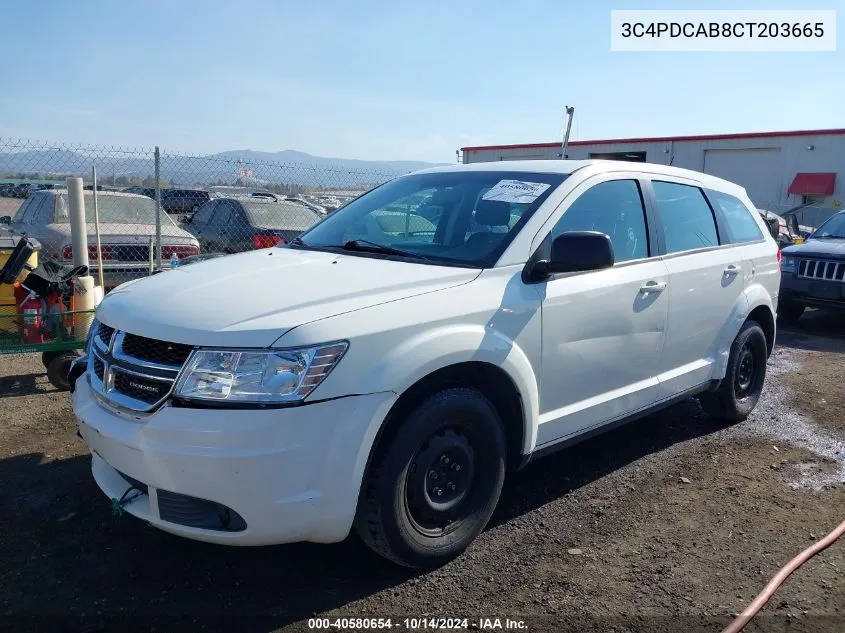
[723, 264, 741, 276]
[639, 281, 667, 294]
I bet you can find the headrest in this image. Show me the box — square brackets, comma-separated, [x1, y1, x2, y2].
[475, 200, 511, 226]
[430, 188, 461, 206]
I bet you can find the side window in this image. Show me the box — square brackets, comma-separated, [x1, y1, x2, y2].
[211, 201, 234, 225]
[192, 201, 217, 225]
[652, 181, 718, 254]
[553, 179, 649, 262]
[708, 191, 763, 244]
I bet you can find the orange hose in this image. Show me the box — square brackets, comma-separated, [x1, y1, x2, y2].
[721, 518, 845, 633]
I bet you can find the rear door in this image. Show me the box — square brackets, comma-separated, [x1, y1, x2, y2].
[208, 200, 235, 252]
[647, 179, 748, 397]
[189, 201, 218, 251]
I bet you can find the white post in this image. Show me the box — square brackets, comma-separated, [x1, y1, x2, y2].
[66, 177, 89, 269]
[91, 167, 105, 288]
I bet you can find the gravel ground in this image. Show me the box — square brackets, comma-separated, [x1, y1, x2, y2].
[0, 311, 843, 633]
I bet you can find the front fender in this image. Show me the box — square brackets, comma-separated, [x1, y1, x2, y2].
[365, 324, 541, 456]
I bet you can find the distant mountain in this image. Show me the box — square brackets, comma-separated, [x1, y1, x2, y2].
[0, 146, 445, 188]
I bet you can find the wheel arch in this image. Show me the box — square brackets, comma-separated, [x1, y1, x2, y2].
[364, 361, 530, 481]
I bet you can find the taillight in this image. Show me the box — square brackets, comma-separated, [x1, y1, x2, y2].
[252, 234, 284, 249]
[777, 248, 782, 269]
[162, 245, 200, 259]
[62, 245, 113, 260]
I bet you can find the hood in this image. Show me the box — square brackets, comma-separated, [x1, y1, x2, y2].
[96, 247, 480, 347]
[783, 237, 845, 258]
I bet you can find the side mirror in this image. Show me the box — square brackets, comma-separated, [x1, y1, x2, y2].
[764, 217, 780, 240]
[784, 214, 800, 236]
[537, 231, 615, 276]
[0, 216, 10, 224]
[182, 215, 192, 224]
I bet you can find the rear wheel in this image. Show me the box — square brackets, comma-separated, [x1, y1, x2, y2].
[698, 320, 767, 423]
[355, 388, 506, 568]
[777, 300, 805, 325]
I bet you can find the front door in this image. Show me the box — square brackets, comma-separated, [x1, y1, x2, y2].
[536, 177, 669, 446]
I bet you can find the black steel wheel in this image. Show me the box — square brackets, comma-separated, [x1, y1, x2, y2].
[355, 387, 506, 568]
[777, 300, 805, 325]
[699, 319, 768, 422]
[46, 351, 82, 391]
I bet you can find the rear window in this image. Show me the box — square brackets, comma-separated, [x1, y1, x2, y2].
[242, 201, 321, 230]
[708, 191, 763, 244]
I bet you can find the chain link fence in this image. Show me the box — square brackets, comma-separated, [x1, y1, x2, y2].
[0, 137, 401, 290]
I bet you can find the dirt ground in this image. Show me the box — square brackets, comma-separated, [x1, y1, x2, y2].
[0, 311, 843, 633]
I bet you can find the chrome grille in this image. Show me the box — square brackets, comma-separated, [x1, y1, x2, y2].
[797, 258, 845, 281]
[88, 320, 194, 413]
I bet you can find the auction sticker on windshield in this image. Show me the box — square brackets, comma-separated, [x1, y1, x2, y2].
[482, 180, 551, 204]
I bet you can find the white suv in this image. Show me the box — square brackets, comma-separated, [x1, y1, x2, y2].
[71, 160, 780, 567]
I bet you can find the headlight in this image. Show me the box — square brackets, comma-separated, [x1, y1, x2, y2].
[174, 342, 348, 404]
[782, 256, 795, 272]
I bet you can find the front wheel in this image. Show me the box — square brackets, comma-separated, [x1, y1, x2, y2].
[355, 388, 506, 568]
[45, 351, 82, 391]
[777, 300, 805, 325]
[698, 320, 767, 423]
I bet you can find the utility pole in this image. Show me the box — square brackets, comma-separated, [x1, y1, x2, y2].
[561, 106, 575, 159]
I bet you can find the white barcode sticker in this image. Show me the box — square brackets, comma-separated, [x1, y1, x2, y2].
[482, 180, 551, 204]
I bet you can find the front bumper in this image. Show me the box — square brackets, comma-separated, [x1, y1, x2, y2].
[73, 377, 397, 545]
[780, 274, 845, 310]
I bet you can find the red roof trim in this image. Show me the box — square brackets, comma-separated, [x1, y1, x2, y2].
[787, 172, 836, 196]
[460, 128, 845, 152]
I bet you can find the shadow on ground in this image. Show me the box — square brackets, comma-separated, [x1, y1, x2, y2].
[0, 397, 730, 632]
[777, 309, 845, 353]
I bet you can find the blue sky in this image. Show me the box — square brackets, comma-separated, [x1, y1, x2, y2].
[0, 0, 841, 162]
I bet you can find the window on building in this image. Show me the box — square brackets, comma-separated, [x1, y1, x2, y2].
[554, 179, 649, 262]
[652, 181, 719, 254]
[802, 195, 825, 206]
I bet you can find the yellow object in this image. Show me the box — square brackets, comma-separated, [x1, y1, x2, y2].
[793, 237, 805, 244]
[72, 275, 98, 340]
[0, 239, 38, 305]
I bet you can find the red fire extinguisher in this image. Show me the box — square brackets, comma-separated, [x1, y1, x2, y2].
[20, 293, 44, 344]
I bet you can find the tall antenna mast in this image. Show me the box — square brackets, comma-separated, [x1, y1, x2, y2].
[561, 106, 575, 159]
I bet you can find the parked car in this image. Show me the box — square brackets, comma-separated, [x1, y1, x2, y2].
[122, 186, 157, 199]
[70, 161, 779, 568]
[778, 209, 845, 323]
[161, 189, 214, 214]
[0, 190, 199, 289]
[0, 183, 14, 197]
[182, 196, 322, 252]
[11, 182, 39, 198]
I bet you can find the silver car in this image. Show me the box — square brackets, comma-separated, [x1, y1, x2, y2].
[0, 190, 200, 289]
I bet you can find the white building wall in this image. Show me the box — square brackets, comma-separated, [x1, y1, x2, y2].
[462, 133, 845, 215]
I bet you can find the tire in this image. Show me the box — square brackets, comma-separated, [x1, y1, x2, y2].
[46, 351, 81, 391]
[777, 300, 805, 325]
[41, 350, 65, 370]
[355, 387, 507, 568]
[698, 320, 767, 423]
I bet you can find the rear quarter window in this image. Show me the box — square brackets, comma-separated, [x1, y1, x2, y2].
[708, 191, 763, 244]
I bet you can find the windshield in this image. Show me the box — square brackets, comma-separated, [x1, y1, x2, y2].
[811, 213, 845, 239]
[242, 201, 321, 230]
[296, 170, 567, 267]
[55, 193, 175, 225]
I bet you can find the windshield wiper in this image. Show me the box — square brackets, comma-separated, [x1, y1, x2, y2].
[341, 239, 426, 259]
[812, 234, 844, 239]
